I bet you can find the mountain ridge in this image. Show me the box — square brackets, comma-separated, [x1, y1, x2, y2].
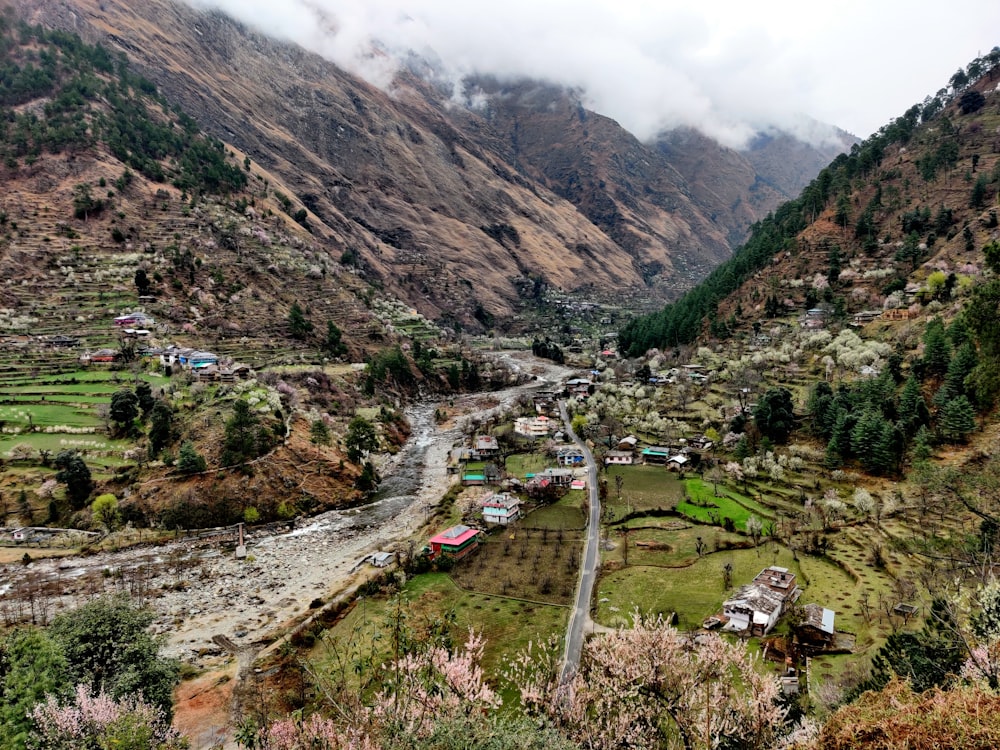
[13, 0, 852, 331]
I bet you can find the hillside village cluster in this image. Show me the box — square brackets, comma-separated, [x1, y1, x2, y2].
[69, 310, 252, 382]
[413, 368, 837, 655]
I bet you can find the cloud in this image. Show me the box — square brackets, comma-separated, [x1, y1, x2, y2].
[187, 0, 1000, 148]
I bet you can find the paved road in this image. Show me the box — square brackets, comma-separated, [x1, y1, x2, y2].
[558, 399, 601, 684]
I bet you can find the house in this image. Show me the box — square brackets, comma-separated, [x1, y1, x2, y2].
[689, 435, 714, 452]
[604, 450, 634, 466]
[667, 454, 690, 470]
[114, 312, 154, 327]
[45, 335, 79, 348]
[557, 446, 586, 466]
[617, 435, 638, 451]
[536, 467, 574, 487]
[481, 493, 522, 526]
[371, 551, 395, 567]
[566, 377, 593, 398]
[723, 566, 802, 636]
[461, 472, 486, 486]
[83, 348, 117, 364]
[642, 447, 671, 464]
[532, 391, 559, 415]
[882, 308, 912, 321]
[472, 435, 499, 460]
[428, 525, 481, 560]
[187, 351, 219, 369]
[570, 478, 587, 491]
[514, 415, 553, 438]
[447, 447, 471, 474]
[852, 310, 882, 326]
[796, 603, 836, 649]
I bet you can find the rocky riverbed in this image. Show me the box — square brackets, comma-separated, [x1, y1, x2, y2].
[0, 353, 575, 671]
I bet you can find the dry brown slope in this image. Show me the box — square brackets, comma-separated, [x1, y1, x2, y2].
[14, 0, 659, 327]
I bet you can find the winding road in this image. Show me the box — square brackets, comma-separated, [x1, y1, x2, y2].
[558, 399, 602, 683]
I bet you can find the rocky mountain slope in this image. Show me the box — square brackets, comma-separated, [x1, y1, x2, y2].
[620, 58, 1000, 354]
[14, 0, 851, 331]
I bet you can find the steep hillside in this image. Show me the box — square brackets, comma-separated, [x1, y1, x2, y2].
[13, 0, 847, 331]
[620, 57, 1000, 354]
[653, 126, 856, 248]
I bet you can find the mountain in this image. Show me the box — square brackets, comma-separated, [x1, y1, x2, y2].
[654, 125, 857, 248]
[13, 0, 850, 331]
[620, 57, 1000, 356]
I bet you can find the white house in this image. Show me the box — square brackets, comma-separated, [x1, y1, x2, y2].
[514, 415, 553, 438]
[557, 446, 586, 466]
[723, 566, 801, 636]
[481, 493, 522, 526]
[371, 551, 395, 567]
[604, 450, 634, 466]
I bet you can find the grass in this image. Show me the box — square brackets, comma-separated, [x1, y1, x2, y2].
[676, 479, 774, 531]
[604, 464, 684, 515]
[595, 543, 801, 630]
[313, 573, 567, 681]
[614, 523, 748, 568]
[505, 452, 549, 478]
[0, 403, 103, 428]
[524, 491, 586, 530]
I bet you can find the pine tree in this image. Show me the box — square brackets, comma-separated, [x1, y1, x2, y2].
[310, 418, 331, 446]
[287, 302, 313, 340]
[939, 396, 976, 443]
[147, 400, 174, 456]
[221, 400, 261, 465]
[933, 341, 978, 407]
[323, 320, 347, 357]
[898, 375, 929, 437]
[922, 317, 951, 378]
[54, 450, 93, 510]
[177, 441, 206, 475]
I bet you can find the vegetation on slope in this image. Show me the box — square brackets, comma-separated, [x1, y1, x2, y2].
[0, 10, 245, 194]
[619, 47, 1000, 356]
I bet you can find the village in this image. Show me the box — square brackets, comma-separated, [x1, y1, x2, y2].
[390, 362, 849, 697]
[0, 292, 942, 706]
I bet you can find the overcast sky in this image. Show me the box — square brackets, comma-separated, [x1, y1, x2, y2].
[190, 0, 999, 148]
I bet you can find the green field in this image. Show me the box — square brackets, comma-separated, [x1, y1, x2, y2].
[505, 452, 549, 478]
[524, 490, 586, 530]
[596, 544, 801, 629]
[313, 573, 567, 680]
[617, 523, 748, 568]
[604, 464, 684, 515]
[676, 479, 774, 531]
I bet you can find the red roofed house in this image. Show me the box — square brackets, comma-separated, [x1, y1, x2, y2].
[428, 525, 481, 561]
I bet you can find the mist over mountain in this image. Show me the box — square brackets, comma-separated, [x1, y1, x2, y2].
[13, 0, 853, 330]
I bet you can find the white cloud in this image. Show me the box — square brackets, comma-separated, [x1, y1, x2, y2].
[188, 0, 1000, 147]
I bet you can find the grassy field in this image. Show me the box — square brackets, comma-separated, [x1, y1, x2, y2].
[524, 490, 587, 530]
[595, 543, 801, 630]
[604, 464, 684, 515]
[676, 479, 774, 531]
[505, 452, 549, 478]
[312, 573, 568, 681]
[612, 523, 749, 568]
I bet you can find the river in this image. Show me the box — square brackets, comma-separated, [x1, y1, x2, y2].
[0, 352, 577, 668]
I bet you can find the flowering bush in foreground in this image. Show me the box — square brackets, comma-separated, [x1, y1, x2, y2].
[29, 684, 185, 750]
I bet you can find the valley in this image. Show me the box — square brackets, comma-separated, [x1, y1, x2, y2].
[0, 3, 999, 749]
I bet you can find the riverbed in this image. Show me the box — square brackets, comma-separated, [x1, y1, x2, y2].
[0, 352, 576, 668]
